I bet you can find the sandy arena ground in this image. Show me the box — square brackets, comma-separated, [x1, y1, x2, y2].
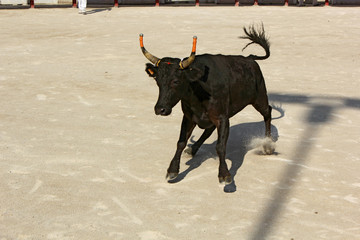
[0, 5, 359, 240]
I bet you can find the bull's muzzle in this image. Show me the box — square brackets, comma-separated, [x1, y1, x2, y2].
[155, 106, 172, 116]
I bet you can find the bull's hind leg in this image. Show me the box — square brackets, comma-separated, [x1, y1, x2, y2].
[184, 126, 216, 156]
[166, 115, 195, 180]
[253, 101, 275, 155]
[216, 117, 232, 184]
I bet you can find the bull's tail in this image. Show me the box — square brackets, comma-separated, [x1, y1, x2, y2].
[240, 23, 270, 61]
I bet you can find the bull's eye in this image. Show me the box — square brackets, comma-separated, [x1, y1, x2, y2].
[171, 79, 179, 87]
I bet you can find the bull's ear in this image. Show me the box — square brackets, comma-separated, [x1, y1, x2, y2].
[145, 63, 157, 78]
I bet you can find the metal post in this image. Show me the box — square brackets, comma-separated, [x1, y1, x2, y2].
[73, 0, 77, 7]
[155, 0, 159, 6]
[30, 0, 34, 8]
[114, 0, 118, 7]
[196, 0, 199, 6]
[325, 0, 329, 5]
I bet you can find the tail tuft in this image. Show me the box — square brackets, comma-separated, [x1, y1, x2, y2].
[240, 23, 270, 60]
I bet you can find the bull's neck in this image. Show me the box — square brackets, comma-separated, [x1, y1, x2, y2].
[179, 82, 210, 113]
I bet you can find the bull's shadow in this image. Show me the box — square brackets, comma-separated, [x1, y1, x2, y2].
[169, 119, 279, 193]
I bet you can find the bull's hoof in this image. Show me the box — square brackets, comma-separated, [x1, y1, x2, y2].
[264, 146, 274, 155]
[184, 147, 193, 156]
[263, 143, 275, 155]
[166, 172, 178, 181]
[263, 138, 275, 155]
[219, 175, 232, 185]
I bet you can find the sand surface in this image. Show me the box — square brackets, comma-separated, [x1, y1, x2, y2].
[0, 5, 359, 240]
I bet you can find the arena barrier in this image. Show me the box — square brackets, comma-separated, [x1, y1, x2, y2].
[38, 0, 330, 7]
[1, 0, 359, 9]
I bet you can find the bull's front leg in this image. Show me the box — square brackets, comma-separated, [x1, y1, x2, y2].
[184, 126, 216, 156]
[166, 115, 195, 180]
[215, 117, 232, 184]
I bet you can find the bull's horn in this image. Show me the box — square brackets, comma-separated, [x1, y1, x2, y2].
[179, 36, 197, 69]
[139, 33, 160, 66]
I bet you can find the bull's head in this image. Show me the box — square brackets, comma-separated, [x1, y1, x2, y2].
[140, 34, 197, 116]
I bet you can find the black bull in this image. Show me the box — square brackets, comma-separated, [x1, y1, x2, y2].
[140, 24, 275, 184]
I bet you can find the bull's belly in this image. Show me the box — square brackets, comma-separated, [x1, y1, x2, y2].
[192, 114, 214, 129]
[190, 105, 248, 129]
[229, 104, 249, 118]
